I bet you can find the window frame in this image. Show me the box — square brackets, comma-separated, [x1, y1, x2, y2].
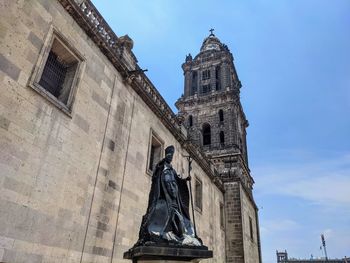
[28, 26, 85, 116]
[220, 202, 225, 229]
[194, 177, 203, 212]
[146, 129, 164, 176]
[249, 216, 254, 242]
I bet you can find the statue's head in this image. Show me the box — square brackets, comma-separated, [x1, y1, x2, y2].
[164, 172, 178, 199]
[165, 145, 175, 164]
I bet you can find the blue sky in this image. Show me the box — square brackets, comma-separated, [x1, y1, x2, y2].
[91, 1, 350, 262]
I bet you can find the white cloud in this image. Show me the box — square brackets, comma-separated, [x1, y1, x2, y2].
[282, 175, 350, 206]
[254, 153, 350, 208]
[262, 219, 300, 234]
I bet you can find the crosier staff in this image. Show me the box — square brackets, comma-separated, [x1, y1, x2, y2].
[183, 155, 197, 238]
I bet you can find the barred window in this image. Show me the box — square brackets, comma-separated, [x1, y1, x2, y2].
[29, 28, 84, 113]
[39, 46, 78, 105]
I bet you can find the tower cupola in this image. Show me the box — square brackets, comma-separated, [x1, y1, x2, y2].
[200, 31, 223, 52]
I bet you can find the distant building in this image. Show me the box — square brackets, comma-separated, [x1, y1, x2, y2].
[277, 250, 349, 263]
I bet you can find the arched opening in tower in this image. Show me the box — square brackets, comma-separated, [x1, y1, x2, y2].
[202, 123, 211, 145]
[220, 131, 225, 145]
[188, 115, 193, 127]
[219, 109, 224, 122]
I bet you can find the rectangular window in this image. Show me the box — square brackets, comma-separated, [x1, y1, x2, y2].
[202, 69, 211, 80]
[215, 66, 221, 90]
[195, 177, 203, 211]
[147, 130, 164, 174]
[220, 203, 224, 228]
[216, 80, 221, 91]
[29, 27, 84, 114]
[249, 216, 254, 241]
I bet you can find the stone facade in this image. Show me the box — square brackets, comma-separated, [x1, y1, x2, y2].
[0, 1, 225, 262]
[176, 33, 262, 263]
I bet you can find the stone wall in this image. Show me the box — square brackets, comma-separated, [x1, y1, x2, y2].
[224, 182, 244, 263]
[0, 1, 225, 262]
[223, 182, 260, 263]
[241, 186, 260, 263]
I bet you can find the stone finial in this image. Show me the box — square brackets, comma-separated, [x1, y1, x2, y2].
[185, 53, 192, 62]
[118, 34, 134, 50]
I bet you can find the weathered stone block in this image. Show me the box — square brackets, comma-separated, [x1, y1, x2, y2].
[0, 115, 10, 130]
[0, 54, 21, 81]
[27, 31, 43, 51]
[92, 91, 109, 112]
[73, 113, 90, 133]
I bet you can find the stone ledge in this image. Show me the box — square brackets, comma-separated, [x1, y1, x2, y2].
[124, 245, 213, 262]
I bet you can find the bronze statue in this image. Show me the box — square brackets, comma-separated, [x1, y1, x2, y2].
[136, 145, 201, 246]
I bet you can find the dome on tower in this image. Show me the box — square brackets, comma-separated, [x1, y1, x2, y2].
[200, 30, 223, 52]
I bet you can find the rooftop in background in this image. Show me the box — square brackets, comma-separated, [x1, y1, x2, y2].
[277, 251, 349, 263]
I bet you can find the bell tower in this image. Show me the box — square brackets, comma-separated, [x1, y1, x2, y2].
[176, 31, 262, 263]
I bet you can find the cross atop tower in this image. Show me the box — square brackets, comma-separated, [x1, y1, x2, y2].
[209, 28, 215, 36]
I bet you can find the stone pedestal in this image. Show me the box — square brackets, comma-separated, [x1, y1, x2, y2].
[124, 245, 213, 262]
[137, 261, 199, 263]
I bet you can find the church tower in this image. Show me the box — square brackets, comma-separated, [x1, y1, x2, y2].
[176, 31, 262, 263]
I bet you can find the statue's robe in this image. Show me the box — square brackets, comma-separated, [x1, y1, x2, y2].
[136, 159, 195, 245]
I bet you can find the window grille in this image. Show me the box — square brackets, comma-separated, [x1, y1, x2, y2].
[39, 51, 68, 98]
[30, 33, 83, 111]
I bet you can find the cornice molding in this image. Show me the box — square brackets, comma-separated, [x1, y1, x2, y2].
[176, 89, 240, 109]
